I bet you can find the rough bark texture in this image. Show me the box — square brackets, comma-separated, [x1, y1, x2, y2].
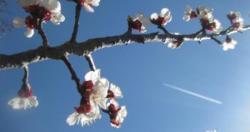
[0, 25, 249, 70]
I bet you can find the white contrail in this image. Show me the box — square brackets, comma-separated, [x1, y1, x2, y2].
[163, 83, 223, 105]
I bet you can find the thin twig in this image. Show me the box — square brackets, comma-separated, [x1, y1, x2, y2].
[158, 25, 171, 35]
[70, 4, 82, 43]
[37, 19, 49, 47]
[211, 36, 222, 45]
[85, 54, 96, 71]
[22, 65, 29, 84]
[61, 56, 81, 94]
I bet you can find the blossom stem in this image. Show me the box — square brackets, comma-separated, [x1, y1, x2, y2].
[211, 36, 222, 45]
[158, 25, 170, 35]
[37, 19, 49, 48]
[61, 56, 81, 93]
[70, 3, 82, 43]
[22, 65, 29, 84]
[85, 54, 96, 71]
[123, 16, 133, 35]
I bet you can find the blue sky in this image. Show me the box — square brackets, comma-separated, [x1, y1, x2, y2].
[0, 0, 250, 132]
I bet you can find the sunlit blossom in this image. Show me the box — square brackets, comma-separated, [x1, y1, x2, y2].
[14, 0, 65, 38]
[8, 83, 39, 110]
[150, 8, 172, 26]
[222, 36, 237, 51]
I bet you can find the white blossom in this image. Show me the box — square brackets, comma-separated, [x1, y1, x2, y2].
[197, 6, 214, 20]
[129, 15, 147, 33]
[108, 99, 127, 128]
[210, 19, 222, 33]
[183, 5, 197, 21]
[228, 11, 244, 31]
[15, 0, 65, 38]
[150, 8, 172, 26]
[8, 83, 39, 110]
[67, 69, 124, 127]
[222, 37, 237, 51]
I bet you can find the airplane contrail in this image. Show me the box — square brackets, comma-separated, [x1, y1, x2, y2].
[163, 83, 223, 105]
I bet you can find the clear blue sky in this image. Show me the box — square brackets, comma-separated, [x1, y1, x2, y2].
[0, 0, 250, 132]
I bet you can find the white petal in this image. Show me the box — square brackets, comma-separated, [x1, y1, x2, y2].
[91, 0, 101, 7]
[83, 3, 95, 13]
[8, 96, 39, 110]
[185, 5, 192, 13]
[109, 83, 123, 98]
[150, 13, 158, 20]
[183, 15, 190, 22]
[13, 17, 25, 28]
[111, 123, 121, 128]
[28, 96, 39, 108]
[66, 112, 79, 126]
[24, 28, 35, 38]
[8, 97, 23, 109]
[163, 15, 172, 25]
[49, 1, 61, 12]
[108, 99, 119, 108]
[51, 13, 65, 25]
[161, 8, 169, 17]
[84, 69, 101, 84]
[92, 78, 109, 108]
[116, 106, 127, 123]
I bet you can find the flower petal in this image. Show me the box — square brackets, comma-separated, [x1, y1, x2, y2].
[83, 3, 94, 13]
[84, 69, 101, 84]
[13, 17, 25, 28]
[24, 28, 35, 38]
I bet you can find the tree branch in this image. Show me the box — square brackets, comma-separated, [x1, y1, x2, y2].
[61, 56, 81, 93]
[0, 25, 250, 70]
[37, 19, 49, 47]
[70, 3, 82, 43]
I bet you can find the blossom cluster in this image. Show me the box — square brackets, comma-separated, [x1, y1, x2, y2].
[222, 11, 244, 51]
[13, 0, 65, 38]
[128, 8, 172, 33]
[66, 69, 127, 128]
[183, 6, 222, 33]
[227, 11, 244, 31]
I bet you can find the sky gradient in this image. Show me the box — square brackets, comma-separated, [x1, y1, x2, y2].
[0, 0, 250, 132]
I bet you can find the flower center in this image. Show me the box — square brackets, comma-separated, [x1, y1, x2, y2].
[24, 5, 51, 21]
[131, 20, 143, 31]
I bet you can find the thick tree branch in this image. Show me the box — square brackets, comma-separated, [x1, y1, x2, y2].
[61, 56, 81, 93]
[0, 25, 250, 70]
